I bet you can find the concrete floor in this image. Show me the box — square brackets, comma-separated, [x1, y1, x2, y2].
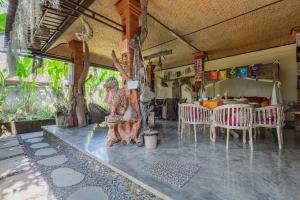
[43, 121, 300, 200]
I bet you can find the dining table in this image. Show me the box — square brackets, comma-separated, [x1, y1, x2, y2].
[198, 99, 260, 138]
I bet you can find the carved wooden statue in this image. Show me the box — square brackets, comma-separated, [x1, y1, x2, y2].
[104, 52, 141, 147]
[104, 0, 152, 147]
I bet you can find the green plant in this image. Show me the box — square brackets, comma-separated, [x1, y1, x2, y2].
[16, 57, 39, 113]
[0, 69, 9, 105]
[19, 80, 39, 113]
[42, 59, 71, 114]
[85, 67, 121, 108]
[16, 57, 33, 78]
[36, 105, 53, 119]
[0, 0, 6, 7]
[43, 59, 70, 92]
[0, 13, 6, 34]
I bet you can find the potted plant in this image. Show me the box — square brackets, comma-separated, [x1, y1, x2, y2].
[52, 87, 73, 128]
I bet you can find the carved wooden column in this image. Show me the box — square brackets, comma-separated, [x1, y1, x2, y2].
[115, 0, 142, 135]
[115, 0, 141, 74]
[194, 52, 205, 100]
[69, 40, 84, 127]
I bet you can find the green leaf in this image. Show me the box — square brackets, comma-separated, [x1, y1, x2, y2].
[16, 57, 33, 78]
[0, 13, 6, 34]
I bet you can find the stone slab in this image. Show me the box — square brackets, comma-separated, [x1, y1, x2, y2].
[0, 146, 24, 160]
[25, 137, 43, 143]
[0, 170, 51, 200]
[0, 139, 19, 149]
[37, 155, 68, 166]
[30, 143, 49, 149]
[67, 186, 108, 200]
[20, 132, 43, 140]
[35, 148, 57, 156]
[51, 168, 84, 187]
[0, 136, 17, 142]
[0, 155, 30, 178]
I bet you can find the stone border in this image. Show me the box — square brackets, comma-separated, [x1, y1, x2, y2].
[1, 119, 55, 135]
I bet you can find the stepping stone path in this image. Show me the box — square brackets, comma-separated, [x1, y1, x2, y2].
[30, 142, 49, 149]
[0, 132, 114, 199]
[37, 155, 68, 166]
[25, 137, 43, 143]
[35, 148, 57, 156]
[67, 186, 108, 200]
[51, 168, 84, 187]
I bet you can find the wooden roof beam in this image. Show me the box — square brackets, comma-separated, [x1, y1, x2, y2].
[60, 0, 124, 32]
[147, 14, 202, 52]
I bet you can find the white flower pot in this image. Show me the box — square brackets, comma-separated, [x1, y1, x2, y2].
[144, 130, 158, 149]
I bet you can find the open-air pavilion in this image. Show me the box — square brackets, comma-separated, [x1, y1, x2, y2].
[1, 0, 300, 200]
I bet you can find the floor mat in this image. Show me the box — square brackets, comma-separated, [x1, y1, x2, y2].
[145, 160, 200, 188]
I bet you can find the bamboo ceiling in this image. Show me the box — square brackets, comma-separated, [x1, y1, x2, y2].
[47, 0, 300, 69]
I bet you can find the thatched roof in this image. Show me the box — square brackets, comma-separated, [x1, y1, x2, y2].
[8, 0, 300, 69]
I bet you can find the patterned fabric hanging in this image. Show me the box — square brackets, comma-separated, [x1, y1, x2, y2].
[194, 53, 204, 82]
[239, 67, 248, 78]
[250, 64, 260, 76]
[219, 70, 227, 80]
[210, 71, 218, 80]
[228, 68, 237, 79]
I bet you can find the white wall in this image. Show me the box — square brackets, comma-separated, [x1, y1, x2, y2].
[154, 44, 297, 104]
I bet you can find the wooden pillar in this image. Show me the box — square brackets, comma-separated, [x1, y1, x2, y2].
[292, 27, 300, 131]
[194, 52, 205, 100]
[69, 40, 84, 127]
[115, 0, 141, 74]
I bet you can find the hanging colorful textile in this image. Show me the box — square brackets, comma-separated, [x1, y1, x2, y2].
[210, 71, 218, 80]
[219, 70, 227, 80]
[239, 67, 248, 78]
[250, 64, 260, 76]
[228, 68, 237, 79]
[194, 53, 204, 82]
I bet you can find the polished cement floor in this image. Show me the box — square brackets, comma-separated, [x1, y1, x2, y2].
[43, 121, 300, 200]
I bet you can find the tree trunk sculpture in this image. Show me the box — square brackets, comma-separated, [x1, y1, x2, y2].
[75, 17, 93, 127]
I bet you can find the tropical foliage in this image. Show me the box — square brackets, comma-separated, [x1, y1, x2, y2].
[0, 52, 121, 122]
[0, 0, 6, 7]
[0, 69, 12, 106]
[16, 57, 39, 114]
[85, 67, 121, 110]
[0, 13, 6, 34]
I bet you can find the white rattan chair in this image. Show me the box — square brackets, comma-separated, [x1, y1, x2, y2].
[178, 103, 212, 142]
[253, 105, 284, 149]
[211, 104, 253, 150]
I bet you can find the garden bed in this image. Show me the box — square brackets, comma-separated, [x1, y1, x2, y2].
[1, 118, 55, 136]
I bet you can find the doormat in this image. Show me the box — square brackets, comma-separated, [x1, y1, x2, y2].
[145, 160, 200, 188]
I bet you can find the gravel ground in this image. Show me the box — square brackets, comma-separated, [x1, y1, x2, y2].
[19, 133, 162, 200]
